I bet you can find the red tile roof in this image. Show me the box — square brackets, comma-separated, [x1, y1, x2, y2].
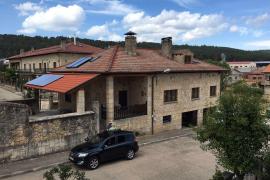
[263, 65, 270, 73]
[8, 42, 103, 60]
[52, 46, 225, 74]
[25, 74, 99, 93]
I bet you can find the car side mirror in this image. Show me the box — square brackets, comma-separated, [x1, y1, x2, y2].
[85, 137, 89, 142]
[103, 144, 108, 149]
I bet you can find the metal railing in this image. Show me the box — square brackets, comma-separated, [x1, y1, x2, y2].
[101, 103, 147, 120]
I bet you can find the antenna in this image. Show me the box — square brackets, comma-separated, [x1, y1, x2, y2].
[73, 33, 76, 45]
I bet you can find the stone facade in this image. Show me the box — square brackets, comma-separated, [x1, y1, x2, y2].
[10, 53, 90, 71]
[0, 102, 96, 162]
[63, 72, 220, 134]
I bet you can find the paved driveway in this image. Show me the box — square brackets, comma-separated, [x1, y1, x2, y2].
[4, 136, 216, 180]
[0, 87, 22, 101]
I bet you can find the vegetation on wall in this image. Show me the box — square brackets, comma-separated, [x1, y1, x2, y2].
[1, 34, 270, 61]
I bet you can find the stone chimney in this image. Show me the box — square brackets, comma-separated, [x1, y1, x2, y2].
[124, 31, 137, 56]
[20, 49, 24, 54]
[172, 49, 194, 64]
[161, 37, 172, 59]
[60, 40, 66, 49]
[31, 47, 35, 51]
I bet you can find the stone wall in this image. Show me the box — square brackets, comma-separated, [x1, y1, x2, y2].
[0, 102, 96, 162]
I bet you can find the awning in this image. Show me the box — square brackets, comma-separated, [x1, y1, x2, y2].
[25, 74, 99, 93]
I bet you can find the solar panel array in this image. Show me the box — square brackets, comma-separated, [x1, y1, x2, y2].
[66, 57, 92, 68]
[26, 74, 63, 87]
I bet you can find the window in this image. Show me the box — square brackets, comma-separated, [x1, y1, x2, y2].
[192, 87, 200, 99]
[184, 55, 191, 64]
[39, 63, 42, 69]
[210, 86, 217, 97]
[164, 89, 177, 103]
[24, 64, 26, 70]
[117, 135, 126, 144]
[163, 115, 172, 124]
[253, 77, 256, 80]
[44, 63, 46, 69]
[29, 64, 31, 70]
[65, 94, 71, 102]
[53, 62, 57, 68]
[105, 137, 116, 146]
[33, 63, 35, 70]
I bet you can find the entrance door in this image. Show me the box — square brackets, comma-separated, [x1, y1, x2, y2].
[182, 110, 198, 127]
[119, 90, 127, 108]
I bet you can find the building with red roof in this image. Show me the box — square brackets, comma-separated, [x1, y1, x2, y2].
[8, 41, 102, 73]
[25, 33, 225, 134]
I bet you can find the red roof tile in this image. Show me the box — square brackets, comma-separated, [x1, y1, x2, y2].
[263, 64, 270, 73]
[25, 74, 99, 93]
[8, 42, 103, 60]
[52, 46, 225, 74]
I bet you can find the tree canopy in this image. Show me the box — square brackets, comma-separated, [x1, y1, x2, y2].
[197, 82, 270, 179]
[1, 34, 270, 61]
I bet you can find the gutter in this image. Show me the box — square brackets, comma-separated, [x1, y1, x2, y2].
[151, 75, 156, 135]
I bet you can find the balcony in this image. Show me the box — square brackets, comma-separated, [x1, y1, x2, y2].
[101, 103, 147, 120]
[15, 68, 54, 74]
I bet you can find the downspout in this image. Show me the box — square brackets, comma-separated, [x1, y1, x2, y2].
[151, 74, 156, 135]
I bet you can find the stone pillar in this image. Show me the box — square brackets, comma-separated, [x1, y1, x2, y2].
[147, 75, 152, 133]
[197, 109, 203, 126]
[48, 92, 54, 110]
[106, 76, 114, 126]
[76, 89, 85, 113]
[92, 101, 100, 133]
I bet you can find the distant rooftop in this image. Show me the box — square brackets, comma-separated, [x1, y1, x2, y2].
[8, 42, 103, 60]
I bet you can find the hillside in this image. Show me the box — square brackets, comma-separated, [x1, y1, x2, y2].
[1, 34, 270, 61]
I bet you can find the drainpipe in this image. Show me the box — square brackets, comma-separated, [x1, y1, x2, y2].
[151, 75, 156, 135]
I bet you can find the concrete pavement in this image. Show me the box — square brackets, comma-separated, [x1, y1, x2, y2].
[0, 85, 23, 101]
[0, 129, 217, 180]
[3, 132, 216, 180]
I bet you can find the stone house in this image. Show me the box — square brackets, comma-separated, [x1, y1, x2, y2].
[228, 68, 242, 85]
[25, 32, 225, 134]
[8, 41, 102, 73]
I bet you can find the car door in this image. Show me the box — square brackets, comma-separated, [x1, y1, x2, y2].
[100, 136, 118, 162]
[116, 135, 129, 157]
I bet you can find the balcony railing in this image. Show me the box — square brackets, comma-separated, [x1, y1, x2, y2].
[101, 103, 147, 120]
[15, 68, 54, 74]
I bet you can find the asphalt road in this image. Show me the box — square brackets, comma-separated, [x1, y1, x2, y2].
[0, 86, 22, 101]
[4, 136, 216, 180]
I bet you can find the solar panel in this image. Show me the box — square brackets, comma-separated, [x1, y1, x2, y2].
[26, 74, 63, 87]
[66, 57, 92, 68]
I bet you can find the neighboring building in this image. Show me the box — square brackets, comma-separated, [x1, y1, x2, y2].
[262, 65, 270, 99]
[8, 41, 102, 73]
[228, 68, 242, 85]
[245, 67, 265, 86]
[228, 61, 256, 70]
[25, 32, 225, 134]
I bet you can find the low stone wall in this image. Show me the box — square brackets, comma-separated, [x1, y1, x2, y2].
[0, 102, 96, 162]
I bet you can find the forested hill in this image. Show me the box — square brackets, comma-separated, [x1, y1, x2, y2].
[1, 34, 270, 61]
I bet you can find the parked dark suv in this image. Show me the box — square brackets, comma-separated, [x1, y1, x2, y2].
[69, 130, 139, 169]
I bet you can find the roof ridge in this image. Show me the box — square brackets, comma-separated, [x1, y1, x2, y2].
[106, 45, 119, 72]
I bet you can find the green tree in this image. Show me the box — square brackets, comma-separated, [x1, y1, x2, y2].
[197, 82, 270, 180]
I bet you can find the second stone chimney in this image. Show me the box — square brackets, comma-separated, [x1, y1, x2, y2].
[60, 40, 66, 50]
[161, 37, 172, 59]
[124, 31, 137, 56]
[20, 49, 24, 54]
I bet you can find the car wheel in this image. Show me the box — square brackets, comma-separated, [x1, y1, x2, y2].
[87, 156, 99, 170]
[126, 149, 135, 160]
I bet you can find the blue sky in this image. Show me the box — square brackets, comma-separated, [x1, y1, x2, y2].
[1, 0, 270, 50]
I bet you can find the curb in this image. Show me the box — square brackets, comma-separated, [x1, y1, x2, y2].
[0, 132, 194, 179]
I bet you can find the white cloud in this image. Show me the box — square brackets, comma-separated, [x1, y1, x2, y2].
[245, 13, 270, 27]
[229, 25, 248, 35]
[85, 0, 139, 16]
[14, 1, 43, 16]
[123, 10, 227, 42]
[86, 22, 122, 41]
[18, 5, 85, 34]
[246, 40, 270, 49]
[171, 0, 199, 8]
[230, 25, 264, 37]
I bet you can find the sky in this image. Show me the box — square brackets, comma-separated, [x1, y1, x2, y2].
[1, 0, 270, 50]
